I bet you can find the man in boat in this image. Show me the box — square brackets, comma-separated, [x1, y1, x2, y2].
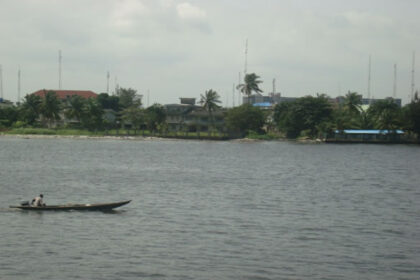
[31, 194, 45, 207]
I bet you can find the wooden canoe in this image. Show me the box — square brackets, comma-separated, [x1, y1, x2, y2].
[9, 200, 131, 211]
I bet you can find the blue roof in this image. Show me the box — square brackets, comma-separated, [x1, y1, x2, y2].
[253, 102, 272, 107]
[335, 129, 404, 134]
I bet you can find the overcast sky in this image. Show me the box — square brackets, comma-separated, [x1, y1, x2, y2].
[1, 0, 419, 105]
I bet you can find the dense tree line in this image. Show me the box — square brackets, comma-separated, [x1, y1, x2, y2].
[273, 91, 420, 139]
[1, 74, 420, 140]
[0, 88, 166, 133]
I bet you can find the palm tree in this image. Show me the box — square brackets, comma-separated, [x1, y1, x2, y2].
[65, 95, 85, 125]
[20, 94, 42, 125]
[368, 98, 401, 131]
[236, 73, 263, 103]
[200, 89, 221, 136]
[41, 91, 61, 128]
[145, 104, 166, 135]
[122, 106, 144, 135]
[82, 98, 104, 131]
[344, 91, 362, 115]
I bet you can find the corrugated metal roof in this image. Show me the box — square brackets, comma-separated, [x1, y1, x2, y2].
[335, 129, 404, 134]
[253, 102, 272, 107]
[32, 89, 97, 99]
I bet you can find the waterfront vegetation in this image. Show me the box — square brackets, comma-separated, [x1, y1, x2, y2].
[1, 73, 420, 141]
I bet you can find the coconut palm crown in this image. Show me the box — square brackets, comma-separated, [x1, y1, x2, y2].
[236, 73, 263, 102]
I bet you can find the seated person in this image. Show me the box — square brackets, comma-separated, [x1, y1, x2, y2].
[32, 194, 45, 206]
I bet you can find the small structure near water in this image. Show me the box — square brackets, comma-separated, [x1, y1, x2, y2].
[326, 129, 407, 143]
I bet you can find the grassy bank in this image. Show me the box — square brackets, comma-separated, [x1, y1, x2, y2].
[2, 128, 286, 141]
[3, 128, 106, 136]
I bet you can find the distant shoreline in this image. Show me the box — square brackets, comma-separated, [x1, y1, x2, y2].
[0, 134, 167, 141]
[0, 133, 266, 142]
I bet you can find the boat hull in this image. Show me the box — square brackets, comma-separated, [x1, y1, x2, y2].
[9, 200, 131, 211]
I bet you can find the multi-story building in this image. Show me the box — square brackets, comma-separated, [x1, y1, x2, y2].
[164, 98, 226, 133]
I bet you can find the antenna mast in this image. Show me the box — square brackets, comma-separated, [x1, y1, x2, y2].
[0, 65, 3, 99]
[238, 72, 242, 105]
[114, 76, 119, 95]
[107, 71, 110, 94]
[232, 83, 235, 107]
[59, 50, 62, 89]
[272, 78, 276, 95]
[244, 39, 248, 76]
[18, 67, 21, 103]
[411, 51, 416, 101]
[367, 55, 371, 101]
[393, 64, 397, 98]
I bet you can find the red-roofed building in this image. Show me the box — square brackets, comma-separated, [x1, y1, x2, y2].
[32, 89, 98, 100]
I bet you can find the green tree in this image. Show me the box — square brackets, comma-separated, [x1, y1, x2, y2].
[236, 73, 263, 103]
[81, 98, 104, 131]
[97, 93, 120, 111]
[145, 104, 166, 134]
[403, 92, 420, 139]
[20, 94, 42, 125]
[344, 91, 362, 116]
[41, 91, 61, 128]
[117, 88, 141, 109]
[226, 104, 265, 135]
[122, 106, 145, 135]
[200, 89, 221, 135]
[368, 98, 402, 131]
[338, 91, 364, 129]
[0, 106, 19, 128]
[64, 95, 85, 125]
[273, 95, 333, 138]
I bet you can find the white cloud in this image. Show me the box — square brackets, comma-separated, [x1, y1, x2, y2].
[0, 0, 419, 105]
[176, 2, 207, 20]
[112, 0, 149, 28]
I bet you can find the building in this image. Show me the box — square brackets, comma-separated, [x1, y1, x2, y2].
[333, 96, 402, 107]
[0, 98, 14, 108]
[30, 89, 98, 127]
[164, 98, 226, 133]
[243, 93, 283, 105]
[326, 129, 406, 143]
[32, 89, 97, 101]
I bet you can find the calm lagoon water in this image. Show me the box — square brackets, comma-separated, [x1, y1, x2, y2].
[0, 136, 419, 280]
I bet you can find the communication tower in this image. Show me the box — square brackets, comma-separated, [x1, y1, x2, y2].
[0, 65, 3, 99]
[18, 67, 21, 103]
[272, 78, 276, 96]
[232, 83, 235, 107]
[393, 64, 397, 98]
[244, 39, 248, 76]
[238, 72, 242, 105]
[107, 71, 110, 94]
[59, 50, 62, 89]
[411, 51, 416, 100]
[367, 55, 371, 102]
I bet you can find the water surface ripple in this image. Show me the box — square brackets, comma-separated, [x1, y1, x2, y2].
[0, 137, 419, 279]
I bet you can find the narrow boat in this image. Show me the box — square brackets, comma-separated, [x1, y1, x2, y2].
[9, 200, 131, 211]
